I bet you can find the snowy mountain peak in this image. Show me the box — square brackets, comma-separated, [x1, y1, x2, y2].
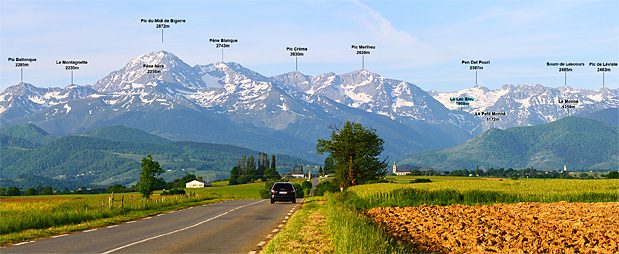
[129, 50, 181, 66]
[92, 50, 207, 93]
[342, 69, 380, 79]
[471, 84, 490, 92]
[0, 82, 95, 119]
[213, 62, 266, 79]
[195, 62, 269, 88]
[271, 71, 312, 90]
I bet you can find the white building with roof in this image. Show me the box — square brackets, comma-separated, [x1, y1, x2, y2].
[185, 180, 205, 188]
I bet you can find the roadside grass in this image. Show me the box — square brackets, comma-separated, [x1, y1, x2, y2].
[263, 194, 411, 254]
[0, 181, 264, 246]
[262, 197, 334, 254]
[326, 192, 412, 254]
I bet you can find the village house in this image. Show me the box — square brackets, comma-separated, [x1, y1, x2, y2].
[185, 180, 205, 188]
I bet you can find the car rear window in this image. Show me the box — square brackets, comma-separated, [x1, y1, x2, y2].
[273, 183, 293, 191]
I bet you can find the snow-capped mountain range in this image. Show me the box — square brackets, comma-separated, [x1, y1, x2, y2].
[431, 84, 618, 129]
[1, 50, 617, 160]
[0, 83, 94, 119]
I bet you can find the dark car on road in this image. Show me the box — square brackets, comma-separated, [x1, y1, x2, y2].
[270, 182, 296, 204]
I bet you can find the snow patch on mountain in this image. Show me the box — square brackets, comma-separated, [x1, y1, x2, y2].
[431, 85, 509, 112]
[63, 104, 72, 114]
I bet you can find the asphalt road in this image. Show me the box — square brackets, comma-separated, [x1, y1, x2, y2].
[2, 199, 299, 254]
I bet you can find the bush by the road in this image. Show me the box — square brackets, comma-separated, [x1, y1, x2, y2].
[315, 181, 339, 196]
[260, 180, 278, 199]
[293, 183, 305, 198]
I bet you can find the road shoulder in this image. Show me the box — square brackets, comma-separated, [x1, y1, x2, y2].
[261, 197, 334, 254]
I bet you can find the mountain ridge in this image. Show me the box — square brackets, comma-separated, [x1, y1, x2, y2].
[1, 50, 617, 161]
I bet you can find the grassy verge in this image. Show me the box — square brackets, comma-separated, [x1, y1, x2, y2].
[326, 193, 412, 254]
[263, 194, 411, 254]
[262, 197, 334, 254]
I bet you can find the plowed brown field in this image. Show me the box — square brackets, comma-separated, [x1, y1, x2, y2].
[367, 202, 619, 253]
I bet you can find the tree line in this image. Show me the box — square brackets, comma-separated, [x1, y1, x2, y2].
[229, 153, 280, 185]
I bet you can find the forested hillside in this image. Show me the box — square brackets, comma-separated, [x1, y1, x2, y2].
[0, 125, 312, 189]
[401, 117, 619, 171]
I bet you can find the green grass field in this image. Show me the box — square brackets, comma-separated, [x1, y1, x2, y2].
[188, 181, 263, 199]
[346, 177, 619, 209]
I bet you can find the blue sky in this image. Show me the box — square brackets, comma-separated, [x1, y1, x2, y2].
[1, 0, 617, 91]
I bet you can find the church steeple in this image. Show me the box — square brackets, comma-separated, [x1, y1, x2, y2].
[392, 161, 397, 174]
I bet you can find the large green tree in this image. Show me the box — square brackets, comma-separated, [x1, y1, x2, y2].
[323, 156, 336, 174]
[136, 155, 164, 199]
[317, 121, 387, 189]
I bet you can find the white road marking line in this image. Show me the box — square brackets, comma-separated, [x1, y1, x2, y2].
[277, 224, 284, 228]
[126, 221, 136, 224]
[101, 200, 265, 254]
[257, 241, 266, 247]
[272, 228, 279, 233]
[107, 225, 119, 228]
[285, 216, 289, 219]
[83, 229, 98, 233]
[143, 217, 152, 220]
[287, 213, 292, 216]
[13, 242, 29, 246]
[266, 234, 273, 238]
[282, 220, 287, 223]
[51, 234, 68, 238]
[187, 207, 193, 209]
[156, 214, 164, 216]
[248, 251, 257, 254]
